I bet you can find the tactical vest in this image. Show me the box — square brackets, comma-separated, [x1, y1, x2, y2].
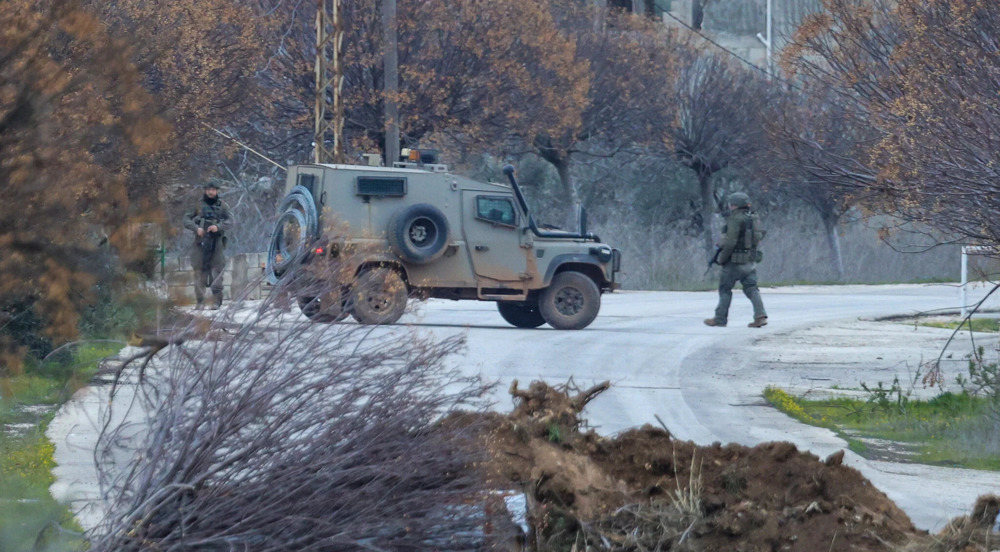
[730, 212, 764, 264]
[194, 200, 227, 233]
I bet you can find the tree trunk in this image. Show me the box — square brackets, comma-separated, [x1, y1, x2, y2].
[592, 0, 607, 31]
[556, 160, 582, 231]
[699, 171, 716, 254]
[382, 0, 400, 166]
[822, 214, 845, 280]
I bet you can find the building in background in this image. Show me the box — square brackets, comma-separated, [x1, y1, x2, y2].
[665, 0, 825, 73]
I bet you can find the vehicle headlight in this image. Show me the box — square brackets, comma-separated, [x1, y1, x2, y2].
[590, 245, 613, 263]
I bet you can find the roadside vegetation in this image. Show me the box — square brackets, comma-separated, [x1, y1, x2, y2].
[921, 318, 1000, 333]
[1, 344, 119, 552]
[1, 430, 82, 552]
[87, 272, 493, 551]
[765, 380, 1000, 471]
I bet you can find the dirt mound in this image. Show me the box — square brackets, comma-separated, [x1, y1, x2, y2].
[477, 380, 999, 551]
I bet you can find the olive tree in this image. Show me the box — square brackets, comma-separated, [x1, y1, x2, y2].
[764, 86, 877, 279]
[668, 51, 775, 253]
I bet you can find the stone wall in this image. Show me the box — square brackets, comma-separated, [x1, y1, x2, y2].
[162, 252, 270, 304]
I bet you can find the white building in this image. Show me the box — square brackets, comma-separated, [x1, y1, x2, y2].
[665, 0, 825, 72]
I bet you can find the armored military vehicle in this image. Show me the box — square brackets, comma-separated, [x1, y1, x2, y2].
[265, 156, 621, 329]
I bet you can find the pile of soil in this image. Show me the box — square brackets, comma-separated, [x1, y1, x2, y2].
[474, 380, 1000, 552]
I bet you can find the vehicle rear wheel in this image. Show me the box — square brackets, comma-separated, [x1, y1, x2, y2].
[297, 290, 348, 323]
[497, 300, 546, 328]
[350, 268, 408, 325]
[539, 271, 601, 330]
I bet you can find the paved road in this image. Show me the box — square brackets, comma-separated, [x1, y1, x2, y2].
[50, 283, 1000, 533]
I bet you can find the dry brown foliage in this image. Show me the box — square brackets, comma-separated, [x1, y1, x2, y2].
[525, 4, 686, 223]
[1, 0, 276, 366]
[0, 0, 167, 365]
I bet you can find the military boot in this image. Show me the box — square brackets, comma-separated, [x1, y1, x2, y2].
[748, 316, 768, 328]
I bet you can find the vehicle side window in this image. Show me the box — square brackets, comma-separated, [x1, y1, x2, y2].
[476, 196, 517, 227]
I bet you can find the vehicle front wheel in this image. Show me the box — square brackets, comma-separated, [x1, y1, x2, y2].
[297, 290, 348, 323]
[497, 300, 546, 328]
[350, 268, 408, 325]
[539, 271, 601, 330]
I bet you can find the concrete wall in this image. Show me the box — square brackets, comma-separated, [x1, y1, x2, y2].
[702, 0, 823, 41]
[162, 251, 270, 304]
[703, 0, 765, 36]
[667, 0, 825, 69]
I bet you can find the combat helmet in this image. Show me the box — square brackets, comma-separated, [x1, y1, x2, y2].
[728, 192, 750, 208]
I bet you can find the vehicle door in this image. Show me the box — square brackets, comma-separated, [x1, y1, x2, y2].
[461, 192, 529, 282]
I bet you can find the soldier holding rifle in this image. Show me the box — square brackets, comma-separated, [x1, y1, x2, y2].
[183, 182, 233, 310]
[704, 192, 768, 328]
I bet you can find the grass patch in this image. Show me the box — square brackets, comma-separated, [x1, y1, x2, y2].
[920, 318, 1000, 333]
[0, 429, 86, 551]
[764, 386, 1000, 471]
[0, 342, 119, 551]
[2, 343, 118, 412]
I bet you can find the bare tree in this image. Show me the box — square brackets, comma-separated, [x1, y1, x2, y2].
[517, 3, 682, 227]
[668, 51, 775, 253]
[783, 0, 1000, 246]
[89, 267, 494, 551]
[764, 86, 877, 279]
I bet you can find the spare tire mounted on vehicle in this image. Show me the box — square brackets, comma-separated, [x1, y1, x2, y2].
[265, 185, 319, 284]
[388, 203, 450, 264]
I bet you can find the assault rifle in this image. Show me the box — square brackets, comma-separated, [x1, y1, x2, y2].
[197, 217, 219, 273]
[704, 246, 722, 276]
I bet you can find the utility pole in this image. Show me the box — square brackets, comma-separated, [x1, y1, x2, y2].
[382, 0, 400, 167]
[755, 0, 773, 79]
[315, 0, 345, 164]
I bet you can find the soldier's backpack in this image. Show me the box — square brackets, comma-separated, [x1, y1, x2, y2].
[742, 212, 765, 262]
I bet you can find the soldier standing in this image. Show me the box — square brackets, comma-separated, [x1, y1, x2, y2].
[183, 182, 233, 310]
[704, 192, 768, 328]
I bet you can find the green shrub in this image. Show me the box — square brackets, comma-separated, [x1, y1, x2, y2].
[78, 279, 161, 340]
[0, 301, 58, 370]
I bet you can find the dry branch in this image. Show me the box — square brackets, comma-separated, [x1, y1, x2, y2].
[89, 269, 494, 551]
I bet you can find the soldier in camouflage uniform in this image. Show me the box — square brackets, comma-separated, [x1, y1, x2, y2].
[183, 182, 233, 309]
[704, 192, 768, 328]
